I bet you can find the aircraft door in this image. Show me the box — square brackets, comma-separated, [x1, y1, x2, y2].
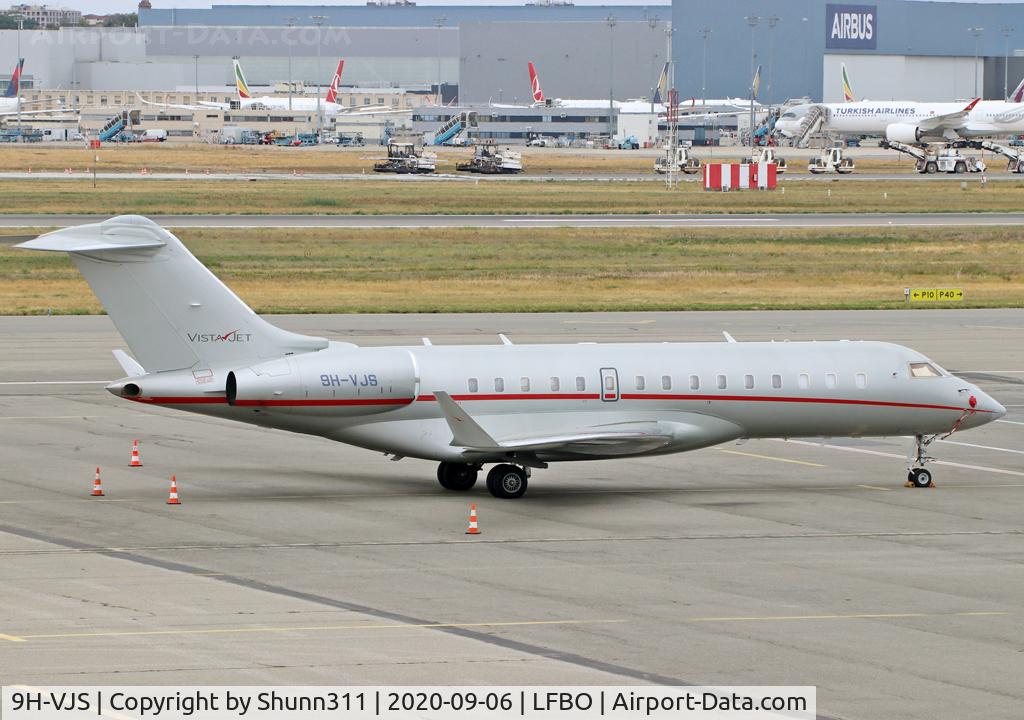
[600, 367, 619, 402]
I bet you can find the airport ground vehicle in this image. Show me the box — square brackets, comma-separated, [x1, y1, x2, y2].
[526, 136, 552, 147]
[954, 139, 1024, 173]
[880, 140, 984, 174]
[373, 142, 437, 174]
[808, 146, 855, 174]
[17, 217, 1005, 498]
[741, 146, 788, 173]
[337, 133, 364, 147]
[615, 135, 640, 150]
[654, 145, 701, 175]
[456, 145, 523, 174]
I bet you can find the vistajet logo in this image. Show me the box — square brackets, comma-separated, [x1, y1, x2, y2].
[188, 329, 252, 343]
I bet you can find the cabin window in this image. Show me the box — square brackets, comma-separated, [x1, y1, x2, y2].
[717, 374, 727, 390]
[855, 372, 867, 389]
[662, 375, 672, 390]
[550, 377, 560, 391]
[635, 376, 646, 390]
[520, 377, 530, 392]
[825, 373, 837, 389]
[689, 375, 700, 390]
[771, 374, 782, 389]
[576, 376, 586, 391]
[467, 377, 478, 393]
[909, 362, 942, 378]
[798, 373, 810, 389]
[744, 374, 754, 389]
[494, 377, 505, 392]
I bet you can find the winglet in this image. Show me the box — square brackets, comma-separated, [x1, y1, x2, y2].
[113, 349, 145, 377]
[498, 334, 513, 346]
[964, 98, 980, 112]
[722, 331, 737, 343]
[434, 391, 499, 448]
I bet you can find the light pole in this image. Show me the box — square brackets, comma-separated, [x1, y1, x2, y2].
[698, 28, 711, 104]
[284, 16, 296, 111]
[648, 16, 658, 109]
[311, 15, 326, 141]
[16, 14, 23, 138]
[433, 16, 445, 104]
[192, 54, 199, 99]
[968, 26, 984, 98]
[767, 15, 779, 105]
[607, 14, 617, 138]
[1002, 26, 1014, 100]
[745, 16, 759, 148]
[801, 17, 809, 99]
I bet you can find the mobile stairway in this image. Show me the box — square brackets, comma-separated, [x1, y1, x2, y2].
[431, 111, 478, 146]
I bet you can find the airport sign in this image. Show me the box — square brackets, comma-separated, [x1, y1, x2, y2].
[826, 4, 877, 50]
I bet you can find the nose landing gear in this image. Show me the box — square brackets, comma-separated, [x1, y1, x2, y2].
[906, 434, 937, 488]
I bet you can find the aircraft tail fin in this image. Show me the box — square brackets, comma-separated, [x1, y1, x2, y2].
[528, 61, 545, 103]
[841, 62, 855, 102]
[326, 59, 344, 104]
[653, 61, 669, 104]
[233, 58, 252, 100]
[4, 58, 23, 99]
[1010, 74, 1024, 103]
[16, 216, 327, 373]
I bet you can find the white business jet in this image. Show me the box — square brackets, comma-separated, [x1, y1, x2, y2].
[17, 217, 1004, 498]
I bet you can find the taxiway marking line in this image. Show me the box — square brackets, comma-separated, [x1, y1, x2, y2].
[856, 484, 892, 491]
[14, 618, 626, 642]
[778, 439, 1024, 477]
[0, 381, 110, 385]
[0, 416, 110, 421]
[717, 448, 826, 467]
[0, 633, 26, 642]
[996, 419, 1024, 426]
[937, 439, 1024, 455]
[2, 529, 1022, 556]
[685, 611, 1008, 623]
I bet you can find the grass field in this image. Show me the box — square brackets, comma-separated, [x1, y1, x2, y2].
[1, 177, 1021, 216]
[0, 144, 925, 176]
[2, 226, 1020, 315]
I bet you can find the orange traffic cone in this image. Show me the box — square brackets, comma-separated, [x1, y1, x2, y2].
[129, 439, 143, 467]
[91, 467, 105, 497]
[465, 503, 480, 535]
[166, 475, 181, 505]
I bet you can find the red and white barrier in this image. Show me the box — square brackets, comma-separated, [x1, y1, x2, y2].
[703, 163, 777, 191]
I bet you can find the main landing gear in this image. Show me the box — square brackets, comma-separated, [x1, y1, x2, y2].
[906, 434, 936, 488]
[436, 462, 529, 499]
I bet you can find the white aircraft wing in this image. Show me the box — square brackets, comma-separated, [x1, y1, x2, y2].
[917, 98, 980, 131]
[0, 107, 74, 117]
[434, 391, 675, 456]
[135, 93, 226, 112]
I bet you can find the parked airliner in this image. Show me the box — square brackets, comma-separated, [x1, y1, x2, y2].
[0, 59, 67, 118]
[17, 217, 1004, 498]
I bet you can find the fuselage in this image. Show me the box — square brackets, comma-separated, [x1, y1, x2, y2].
[114, 340, 1003, 464]
[777, 100, 1024, 139]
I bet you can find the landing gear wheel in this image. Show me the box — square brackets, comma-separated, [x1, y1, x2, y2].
[486, 464, 528, 499]
[437, 462, 478, 491]
[908, 468, 933, 488]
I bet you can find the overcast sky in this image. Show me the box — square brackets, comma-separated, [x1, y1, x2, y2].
[71, 0, 669, 14]
[61, 0, 1022, 18]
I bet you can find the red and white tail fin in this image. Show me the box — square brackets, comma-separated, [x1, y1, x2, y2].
[528, 61, 545, 103]
[325, 60, 344, 104]
[1010, 75, 1024, 103]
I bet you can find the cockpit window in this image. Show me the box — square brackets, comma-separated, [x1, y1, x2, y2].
[909, 362, 942, 378]
[781, 111, 797, 119]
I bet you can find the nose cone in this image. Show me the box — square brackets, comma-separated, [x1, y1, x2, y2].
[970, 388, 1006, 425]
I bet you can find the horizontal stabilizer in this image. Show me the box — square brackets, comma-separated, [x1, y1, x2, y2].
[16, 216, 166, 255]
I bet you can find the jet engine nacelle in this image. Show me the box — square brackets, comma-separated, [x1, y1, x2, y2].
[227, 348, 418, 416]
[885, 123, 923, 144]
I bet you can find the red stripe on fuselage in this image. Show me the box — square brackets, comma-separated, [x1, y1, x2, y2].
[126, 393, 985, 414]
